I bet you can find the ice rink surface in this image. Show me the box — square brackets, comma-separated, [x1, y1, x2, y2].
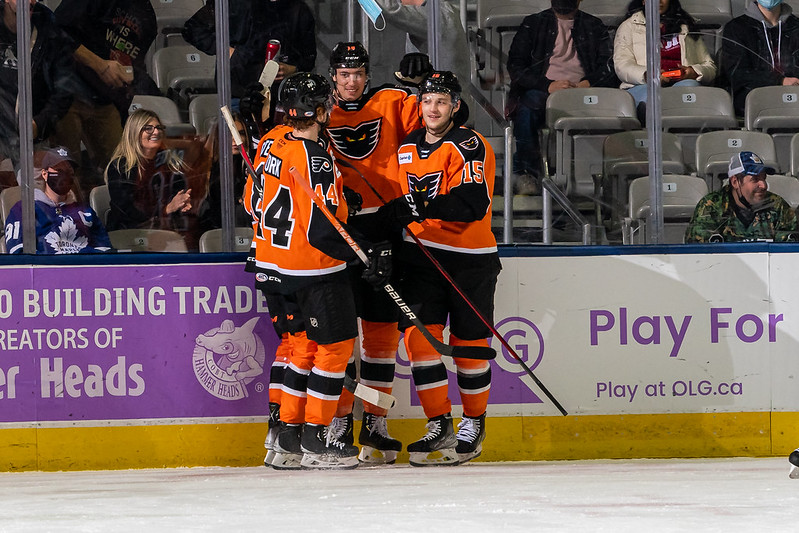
[2, 458, 797, 532]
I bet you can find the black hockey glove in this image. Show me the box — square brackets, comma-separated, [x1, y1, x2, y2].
[395, 53, 433, 87]
[239, 83, 266, 117]
[343, 186, 363, 217]
[379, 191, 427, 229]
[361, 241, 393, 289]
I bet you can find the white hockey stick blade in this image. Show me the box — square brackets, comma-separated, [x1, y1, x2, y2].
[344, 377, 396, 410]
[259, 60, 279, 91]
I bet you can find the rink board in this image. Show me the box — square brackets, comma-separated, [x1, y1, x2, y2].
[2, 245, 799, 470]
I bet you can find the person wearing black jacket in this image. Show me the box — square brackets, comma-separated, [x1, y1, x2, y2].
[721, 0, 799, 116]
[182, 0, 316, 102]
[506, 0, 617, 194]
[0, 0, 76, 166]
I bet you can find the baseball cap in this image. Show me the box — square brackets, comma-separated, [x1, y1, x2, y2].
[728, 151, 775, 177]
[40, 146, 77, 170]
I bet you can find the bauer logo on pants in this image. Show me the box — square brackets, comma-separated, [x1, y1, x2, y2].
[192, 317, 266, 400]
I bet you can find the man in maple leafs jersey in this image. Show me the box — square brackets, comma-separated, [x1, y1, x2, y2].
[5, 147, 111, 254]
[388, 71, 500, 466]
[324, 41, 427, 464]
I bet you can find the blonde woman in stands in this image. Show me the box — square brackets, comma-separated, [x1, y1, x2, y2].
[104, 109, 192, 232]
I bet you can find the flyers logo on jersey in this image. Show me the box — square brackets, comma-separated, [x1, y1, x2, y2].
[459, 136, 480, 151]
[327, 118, 382, 160]
[408, 171, 443, 200]
[311, 156, 333, 173]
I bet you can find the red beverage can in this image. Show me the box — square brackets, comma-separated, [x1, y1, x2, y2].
[266, 39, 281, 62]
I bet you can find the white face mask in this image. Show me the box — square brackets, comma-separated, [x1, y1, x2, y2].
[758, 0, 783, 10]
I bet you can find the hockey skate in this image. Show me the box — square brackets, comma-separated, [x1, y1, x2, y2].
[300, 422, 360, 470]
[272, 422, 303, 470]
[456, 413, 486, 465]
[328, 413, 354, 446]
[263, 402, 280, 468]
[789, 448, 799, 479]
[407, 413, 459, 467]
[358, 413, 402, 465]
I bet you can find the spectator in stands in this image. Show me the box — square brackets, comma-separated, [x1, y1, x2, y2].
[614, 0, 717, 118]
[0, 0, 75, 167]
[52, 0, 160, 198]
[507, 0, 618, 194]
[182, 0, 316, 108]
[4, 146, 112, 254]
[104, 109, 192, 234]
[685, 151, 799, 242]
[721, 0, 799, 116]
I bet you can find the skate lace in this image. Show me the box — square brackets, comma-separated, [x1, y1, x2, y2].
[421, 419, 443, 441]
[368, 415, 392, 439]
[324, 426, 348, 450]
[327, 417, 348, 442]
[457, 417, 480, 441]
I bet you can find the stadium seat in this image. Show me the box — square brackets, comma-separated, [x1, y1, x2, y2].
[545, 87, 639, 197]
[151, 45, 215, 100]
[0, 186, 19, 226]
[626, 174, 708, 244]
[791, 132, 799, 177]
[745, 86, 799, 175]
[660, 86, 737, 172]
[188, 94, 220, 136]
[765, 175, 799, 209]
[603, 130, 685, 218]
[198, 227, 254, 253]
[129, 95, 196, 137]
[150, 0, 204, 49]
[108, 229, 188, 253]
[580, 1, 627, 27]
[680, 0, 732, 52]
[89, 185, 111, 226]
[694, 130, 778, 190]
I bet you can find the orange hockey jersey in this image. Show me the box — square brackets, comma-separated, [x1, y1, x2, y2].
[246, 126, 355, 293]
[396, 126, 497, 255]
[327, 85, 420, 212]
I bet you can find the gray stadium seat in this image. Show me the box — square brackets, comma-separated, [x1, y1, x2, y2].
[108, 229, 188, 253]
[545, 88, 640, 197]
[694, 130, 777, 190]
[0, 186, 20, 227]
[765, 175, 799, 209]
[188, 94, 220, 136]
[580, 1, 627, 27]
[198, 227, 254, 253]
[660, 86, 737, 172]
[745, 86, 799, 175]
[791, 132, 799, 177]
[89, 185, 111, 226]
[150, 0, 205, 49]
[151, 45, 215, 95]
[626, 174, 708, 244]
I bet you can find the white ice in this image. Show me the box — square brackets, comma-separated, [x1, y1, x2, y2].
[1, 458, 797, 532]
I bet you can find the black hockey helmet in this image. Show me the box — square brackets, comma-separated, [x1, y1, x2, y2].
[278, 72, 333, 118]
[330, 41, 370, 73]
[418, 71, 462, 102]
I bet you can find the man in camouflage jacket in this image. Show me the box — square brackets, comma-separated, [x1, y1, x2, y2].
[685, 151, 799, 243]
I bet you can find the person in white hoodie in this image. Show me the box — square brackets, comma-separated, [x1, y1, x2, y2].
[614, 0, 717, 113]
[721, 0, 799, 115]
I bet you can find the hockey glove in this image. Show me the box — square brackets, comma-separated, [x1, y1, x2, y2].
[362, 241, 393, 289]
[379, 191, 427, 229]
[239, 83, 266, 117]
[343, 186, 363, 217]
[395, 53, 433, 87]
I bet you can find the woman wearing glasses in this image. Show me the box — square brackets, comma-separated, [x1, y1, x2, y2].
[104, 109, 193, 232]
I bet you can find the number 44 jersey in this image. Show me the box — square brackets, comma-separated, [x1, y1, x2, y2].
[244, 126, 357, 294]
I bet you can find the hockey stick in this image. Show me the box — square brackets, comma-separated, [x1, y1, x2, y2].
[221, 105, 263, 196]
[344, 374, 396, 410]
[339, 159, 568, 415]
[288, 165, 495, 361]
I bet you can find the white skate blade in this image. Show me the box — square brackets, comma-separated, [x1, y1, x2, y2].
[301, 453, 359, 470]
[790, 464, 799, 479]
[271, 452, 302, 470]
[408, 448, 459, 467]
[457, 446, 482, 465]
[259, 60, 279, 90]
[358, 446, 398, 465]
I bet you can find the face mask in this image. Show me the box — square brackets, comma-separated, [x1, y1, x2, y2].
[758, 0, 783, 9]
[46, 170, 74, 196]
[357, 0, 386, 30]
[551, 0, 579, 15]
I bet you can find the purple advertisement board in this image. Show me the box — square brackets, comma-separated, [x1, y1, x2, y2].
[0, 263, 280, 423]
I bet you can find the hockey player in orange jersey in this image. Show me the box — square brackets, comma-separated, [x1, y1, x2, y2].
[384, 71, 501, 466]
[325, 41, 431, 464]
[246, 72, 392, 470]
